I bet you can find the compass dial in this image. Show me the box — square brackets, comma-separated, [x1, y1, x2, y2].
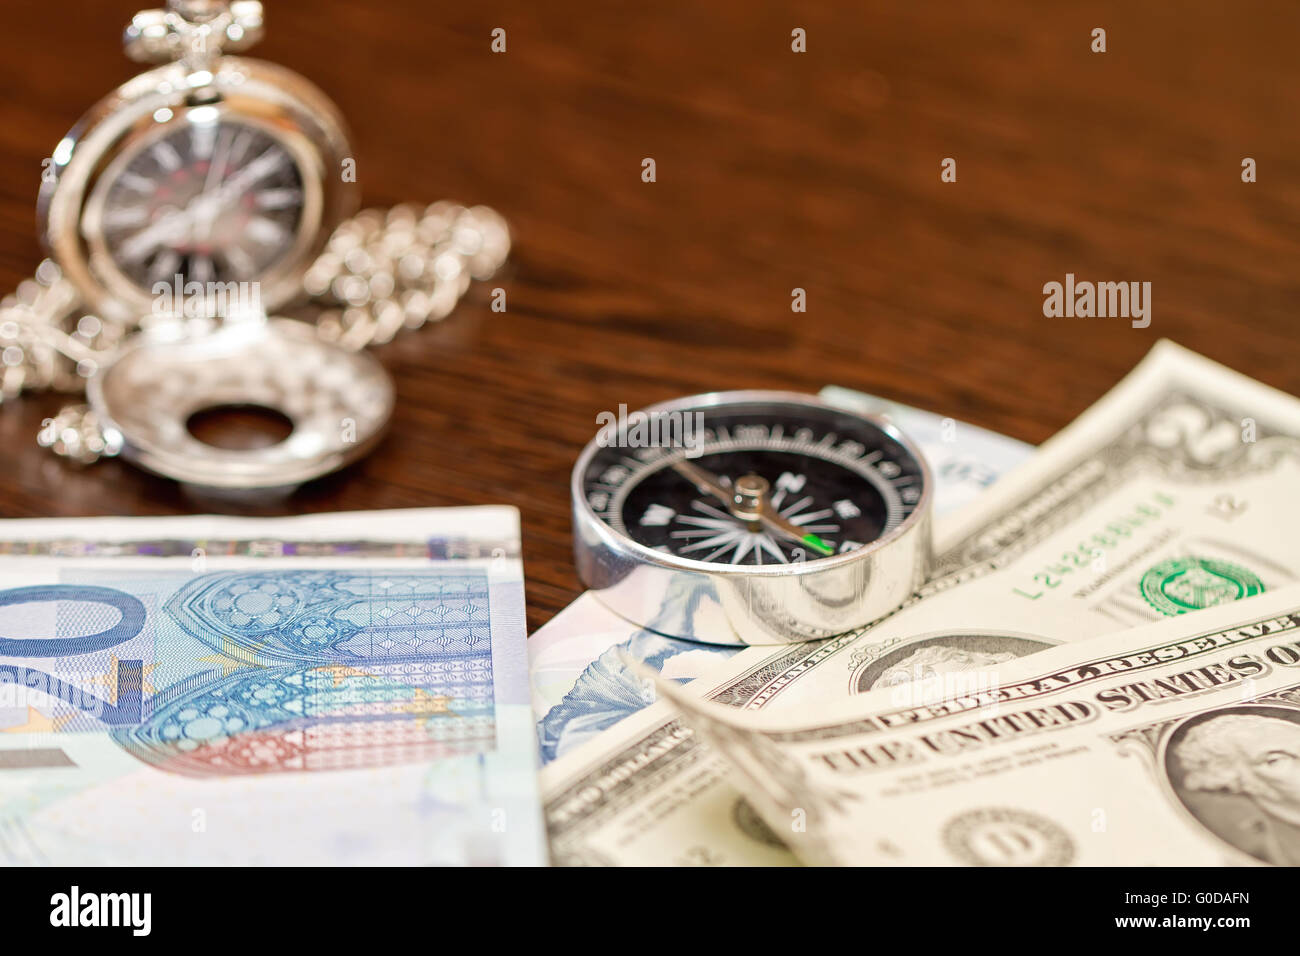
[579, 396, 928, 567]
[94, 119, 305, 289]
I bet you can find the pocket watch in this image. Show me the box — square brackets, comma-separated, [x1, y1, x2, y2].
[572, 391, 934, 644]
[1, 0, 509, 488]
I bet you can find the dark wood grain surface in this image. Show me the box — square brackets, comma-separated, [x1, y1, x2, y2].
[1, 1, 1298, 632]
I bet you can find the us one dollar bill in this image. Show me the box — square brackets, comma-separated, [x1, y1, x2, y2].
[0, 507, 547, 866]
[541, 340, 1300, 865]
[654, 584, 1300, 865]
[530, 393, 1032, 766]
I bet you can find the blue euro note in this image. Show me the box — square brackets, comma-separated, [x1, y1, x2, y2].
[0, 560, 545, 865]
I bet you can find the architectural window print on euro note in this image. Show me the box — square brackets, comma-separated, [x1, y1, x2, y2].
[0, 570, 498, 777]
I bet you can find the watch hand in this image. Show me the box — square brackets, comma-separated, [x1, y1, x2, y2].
[183, 140, 271, 246]
[211, 146, 285, 207]
[117, 208, 190, 263]
[192, 127, 235, 239]
[201, 126, 232, 197]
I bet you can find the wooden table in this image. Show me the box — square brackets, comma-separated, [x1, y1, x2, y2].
[1, 0, 1297, 632]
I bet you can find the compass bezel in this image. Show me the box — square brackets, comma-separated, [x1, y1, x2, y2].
[573, 390, 933, 576]
[571, 390, 935, 645]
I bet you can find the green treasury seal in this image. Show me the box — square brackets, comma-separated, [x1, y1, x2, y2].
[1140, 557, 1264, 616]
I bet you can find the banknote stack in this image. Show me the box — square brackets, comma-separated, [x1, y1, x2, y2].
[5, 339, 1298, 868]
[534, 341, 1300, 867]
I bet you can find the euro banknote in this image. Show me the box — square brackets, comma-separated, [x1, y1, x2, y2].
[542, 341, 1300, 865]
[0, 507, 547, 865]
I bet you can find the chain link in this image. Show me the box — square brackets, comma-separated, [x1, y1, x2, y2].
[0, 200, 509, 464]
[0, 260, 124, 400]
[305, 201, 510, 351]
[36, 403, 123, 464]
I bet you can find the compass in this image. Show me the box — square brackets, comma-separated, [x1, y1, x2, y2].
[572, 391, 933, 645]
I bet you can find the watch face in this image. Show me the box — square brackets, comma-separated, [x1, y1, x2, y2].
[97, 119, 305, 288]
[579, 396, 928, 567]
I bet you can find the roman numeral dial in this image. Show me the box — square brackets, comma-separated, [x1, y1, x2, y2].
[97, 120, 305, 289]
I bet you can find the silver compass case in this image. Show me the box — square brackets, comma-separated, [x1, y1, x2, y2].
[572, 391, 935, 646]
